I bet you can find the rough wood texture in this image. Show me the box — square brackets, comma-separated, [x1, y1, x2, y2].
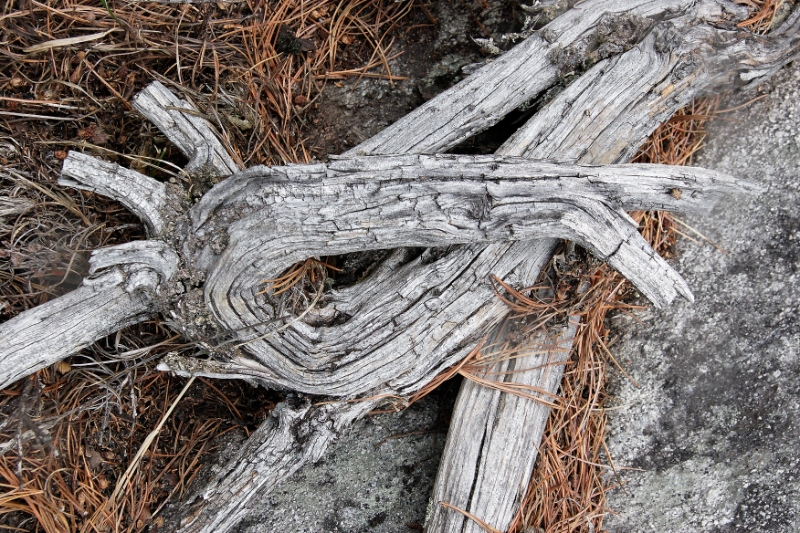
[0, 241, 179, 390]
[426, 322, 579, 533]
[0, 0, 797, 530]
[131, 80, 241, 177]
[176, 399, 377, 532]
[502, 4, 800, 163]
[1, 152, 750, 395]
[60, 151, 182, 236]
[349, 0, 696, 156]
[0, 150, 749, 531]
[162, 156, 751, 398]
[424, 3, 800, 530]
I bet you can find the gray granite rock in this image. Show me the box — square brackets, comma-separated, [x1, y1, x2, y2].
[237, 389, 454, 533]
[604, 62, 800, 532]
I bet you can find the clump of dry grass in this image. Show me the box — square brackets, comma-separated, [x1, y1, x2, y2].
[735, 0, 787, 33]
[0, 323, 278, 533]
[0, 0, 412, 169]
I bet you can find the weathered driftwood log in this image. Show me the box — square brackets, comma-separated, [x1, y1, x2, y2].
[0, 152, 750, 531]
[0, 149, 752, 392]
[344, 2, 748, 529]
[125, 2, 800, 528]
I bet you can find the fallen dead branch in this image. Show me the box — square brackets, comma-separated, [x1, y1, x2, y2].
[0, 1, 798, 533]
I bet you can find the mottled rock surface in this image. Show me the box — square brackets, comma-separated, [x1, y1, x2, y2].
[605, 62, 800, 532]
[238, 388, 455, 533]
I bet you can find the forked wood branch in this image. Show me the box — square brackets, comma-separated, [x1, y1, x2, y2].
[1, 149, 753, 391]
[0, 0, 797, 532]
[406, 3, 799, 531]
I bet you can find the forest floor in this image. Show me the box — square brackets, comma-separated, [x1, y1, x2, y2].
[0, 1, 787, 533]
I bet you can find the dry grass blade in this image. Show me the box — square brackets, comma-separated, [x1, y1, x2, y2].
[439, 501, 503, 533]
[23, 29, 121, 54]
[258, 257, 340, 296]
[735, 0, 787, 33]
[86, 377, 196, 533]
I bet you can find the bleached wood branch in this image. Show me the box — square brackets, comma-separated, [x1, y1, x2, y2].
[501, 5, 800, 163]
[2, 151, 750, 394]
[425, 322, 578, 533]
[0, 150, 748, 531]
[424, 4, 800, 531]
[0, 241, 179, 390]
[156, 2, 792, 524]
[349, 0, 701, 156]
[158, 156, 753, 397]
[176, 399, 377, 532]
[132, 80, 242, 178]
[59, 151, 183, 236]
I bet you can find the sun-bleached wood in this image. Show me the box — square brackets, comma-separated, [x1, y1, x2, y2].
[176, 399, 378, 532]
[425, 322, 579, 533]
[60, 151, 181, 236]
[0, 152, 752, 394]
[123, 1, 792, 524]
[1, 0, 797, 529]
[0, 150, 751, 532]
[349, 0, 698, 156]
[0, 241, 179, 390]
[158, 156, 752, 397]
[132, 80, 241, 177]
[502, 6, 800, 164]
